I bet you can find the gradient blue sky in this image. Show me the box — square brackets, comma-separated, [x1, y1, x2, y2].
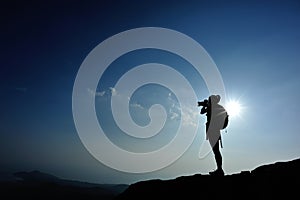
[1, 0, 300, 184]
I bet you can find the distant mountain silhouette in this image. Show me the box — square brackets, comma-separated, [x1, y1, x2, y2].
[116, 158, 300, 199]
[13, 170, 127, 191]
[14, 170, 60, 182]
[0, 170, 128, 200]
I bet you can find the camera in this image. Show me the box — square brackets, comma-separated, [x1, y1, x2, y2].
[198, 99, 209, 115]
[198, 99, 208, 107]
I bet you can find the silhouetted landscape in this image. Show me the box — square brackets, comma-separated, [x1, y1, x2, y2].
[116, 157, 300, 199]
[0, 170, 128, 200]
[0, 158, 299, 199]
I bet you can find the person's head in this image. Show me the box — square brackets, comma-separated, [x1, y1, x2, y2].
[209, 94, 221, 105]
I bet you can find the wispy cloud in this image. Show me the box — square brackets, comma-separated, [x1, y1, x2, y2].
[87, 88, 106, 97]
[169, 108, 179, 120]
[109, 87, 117, 96]
[167, 92, 180, 120]
[130, 103, 144, 109]
[181, 106, 199, 127]
[167, 92, 198, 127]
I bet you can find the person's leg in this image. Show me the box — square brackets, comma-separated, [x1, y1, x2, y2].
[212, 139, 223, 171]
[208, 131, 224, 175]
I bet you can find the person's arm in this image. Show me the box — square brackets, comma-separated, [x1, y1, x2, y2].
[200, 106, 207, 114]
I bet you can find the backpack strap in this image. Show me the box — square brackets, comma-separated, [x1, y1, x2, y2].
[220, 136, 223, 148]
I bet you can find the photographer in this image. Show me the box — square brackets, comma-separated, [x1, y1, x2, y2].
[198, 94, 227, 176]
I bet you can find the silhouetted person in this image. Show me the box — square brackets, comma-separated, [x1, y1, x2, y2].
[198, 94, 228, 176]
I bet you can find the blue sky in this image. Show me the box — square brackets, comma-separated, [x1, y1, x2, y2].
[1, 0, 300, 184]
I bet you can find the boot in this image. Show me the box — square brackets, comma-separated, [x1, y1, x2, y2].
[209, 168, 224, 176]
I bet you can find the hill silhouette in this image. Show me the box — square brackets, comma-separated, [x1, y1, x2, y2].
[0, 170, 128, 200]
[116, 157, 300, 199]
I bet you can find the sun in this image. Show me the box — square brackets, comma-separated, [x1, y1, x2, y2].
[225, 100, 242, 118]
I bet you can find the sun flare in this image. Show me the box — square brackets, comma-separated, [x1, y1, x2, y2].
[225, 100, 242, 117]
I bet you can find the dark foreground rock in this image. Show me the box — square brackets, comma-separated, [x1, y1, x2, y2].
[116, 158, 300, 199]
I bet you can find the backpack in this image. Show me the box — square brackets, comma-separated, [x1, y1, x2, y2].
[210, 104, 229, 130]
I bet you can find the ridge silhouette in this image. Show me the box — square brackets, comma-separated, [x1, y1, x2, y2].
[116, 158, 300, 199]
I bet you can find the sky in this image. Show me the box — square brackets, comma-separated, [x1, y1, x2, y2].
[1, 0, 300, 184]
